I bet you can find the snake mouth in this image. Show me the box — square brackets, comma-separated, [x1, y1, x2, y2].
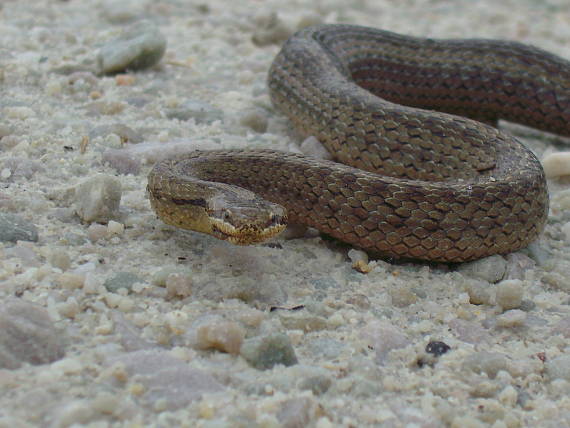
[210, 217, 286, 245]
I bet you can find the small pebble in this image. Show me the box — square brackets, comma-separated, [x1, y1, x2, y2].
[4, 106, 36, 119]
[0, 298, 66, 369]
[296, 13, 324, 29]
[300, 135, 333, 160]
[87, 223, 109, 241]
[359, 321, 410, 364]
[279, 312, 328, 332]
[102, 149, 142, 175]
[165, 273, 193, 299]
[298, 374, 332, 395]
[107, 220, 125, 236]
[0, 123, 14, 138]
[85, 100, 126, 116]
[0, 213, 39, 243]
[389, 286, 418, 307]
[495, 279, 524, 310]
[425, 341, 451, 357]
[47, 248, 71, 271]
[496, 309, 527, 328]
[74, 174, 122, 223]
[552, 317, 570, 338]
[103, 271, 142, 293]
[105, 350, 224, 410]
[53, 400, 95, 427]
[89, 123, 143, 144]
[240, 333, 298, 370]
[251, 12, 292, 46]
[238, 108, 268, 133]
[457, 255, 507, 283]
[57, 272, 85, 290]
[97, 21, 166, 74]
[449, 318, 490, 344]
[100, 0, 144, 23]
[115, 73, 136, 86]
[546, 355, 570, 381]
[195, 320, 245, 355]
[464, 279, 492, 305]
[462, 352, 507, 379]
[58, 297, 80, 319]
[165, 100, 224, 124]
[277, 397, 320, 428]
[2, 157, 44, 180]
[542, 151, 570, 178]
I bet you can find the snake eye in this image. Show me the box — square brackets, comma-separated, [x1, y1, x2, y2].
[222, 210, 232, 222]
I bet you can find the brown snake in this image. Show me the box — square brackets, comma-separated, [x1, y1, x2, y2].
[147, 24, 569, 263]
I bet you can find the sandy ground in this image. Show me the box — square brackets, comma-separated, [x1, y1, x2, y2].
[1, 0, 570, 427]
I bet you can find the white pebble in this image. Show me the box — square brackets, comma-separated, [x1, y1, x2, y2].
[348, 249, 368, 264]
[51, 357, 83, 374]
[166, 273, 193, 299]
[53, 400, 94, 427]
[107, 220, 125, 236]
[498, 385, 518, 407]
[74, 174, 122, 223]
[495, 279, 524, 310]
[496, 309, 526, 327]
[87, 223, 108, 241]
[1, 168, 11, 179]
[195, 320, 245, 355]
[5, 106, 36, 119]
[58, 297, 80, 319]
[542, 151, 570, 178]
[562, 222, 570, 242]
[300, 136, 333, 160]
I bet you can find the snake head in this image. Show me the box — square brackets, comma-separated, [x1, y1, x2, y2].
[208, 193, 287, 245]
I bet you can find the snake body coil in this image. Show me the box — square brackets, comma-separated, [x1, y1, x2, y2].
[148, 24, 567, 262]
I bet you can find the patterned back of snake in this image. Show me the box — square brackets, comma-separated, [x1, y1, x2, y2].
[263, 24, 562, 261]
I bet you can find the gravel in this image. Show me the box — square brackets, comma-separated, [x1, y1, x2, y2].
[2, 0, 570, 426]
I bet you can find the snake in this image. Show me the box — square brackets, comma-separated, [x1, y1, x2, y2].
[147, 24, 569, 263]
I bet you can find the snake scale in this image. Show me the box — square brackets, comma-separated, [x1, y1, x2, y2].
[148, 24, 570, 263]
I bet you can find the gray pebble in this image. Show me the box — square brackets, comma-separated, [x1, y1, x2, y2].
[165, 100, 224, 124]
[74, 174, 122, 223]
[279, 312, 328, 332]
[1, 157, 44, 181]
[100, 0, 144, 24]
[360, 321, 410, 364]
[240, 332, 298, 370]
[298, 374, 332, 395]
[104, 272, 142, 293]
[106, 350, 224, 410]
[97, 21, 166, 74]
[238, 108, 268, 133]
[306, 337, 345, 360]
[457, 255, 507, 283]
[541, 271, 570, 292]
[276, 397, 318, 428]
[525, 242, 551, 266]
[0, 213, 39, 243]
[102, 149, 142, 175]
[546, 355, 570, 381]
[0, 298, 66, 369]
[519, 299, 536, 312]
[0, 123, 14, 138]
[462, 352, 507, 379]
[251, 12, 292, 46]
[449, 318, 491, 344]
